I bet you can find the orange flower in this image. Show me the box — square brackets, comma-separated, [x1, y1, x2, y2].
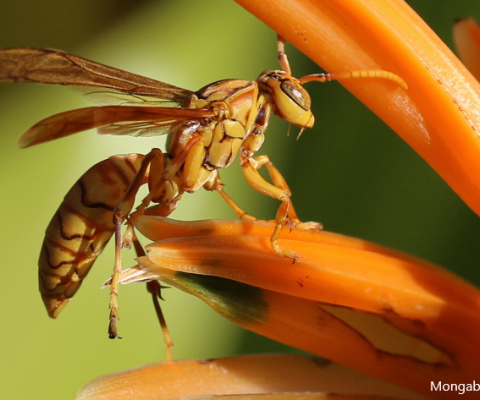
[235, 0, 480, 218]
[107, 216, 480, 399]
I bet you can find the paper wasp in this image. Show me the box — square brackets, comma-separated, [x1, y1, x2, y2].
[0, 35, 406, 339]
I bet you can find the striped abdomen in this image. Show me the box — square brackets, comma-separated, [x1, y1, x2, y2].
[39, 153, 145, 318]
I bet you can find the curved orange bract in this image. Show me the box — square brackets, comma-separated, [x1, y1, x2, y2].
[124, 216, 480, 399]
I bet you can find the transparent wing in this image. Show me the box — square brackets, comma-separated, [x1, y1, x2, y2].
[98, 120, 187, 137]
[72, 87, 186, 107]
[0, 48, 194, 106]
[19, 105, 215, 148]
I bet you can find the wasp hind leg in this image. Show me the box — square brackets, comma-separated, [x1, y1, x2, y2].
[131, 230, 173, 361]
[108, 214, 124, 339]
[108, 149, 164, 339]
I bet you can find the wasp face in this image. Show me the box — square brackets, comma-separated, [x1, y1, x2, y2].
[257, 70, 315, 128]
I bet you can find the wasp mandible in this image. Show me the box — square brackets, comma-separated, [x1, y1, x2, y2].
[0, 35, 406, 338]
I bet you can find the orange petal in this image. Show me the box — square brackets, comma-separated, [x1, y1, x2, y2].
[75, 355, 420, 400]
[131, 216, 480, 399]
[235, 0, 480, 217]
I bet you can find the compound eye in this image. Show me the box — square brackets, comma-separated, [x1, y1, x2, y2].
[280, 80, 311, 111]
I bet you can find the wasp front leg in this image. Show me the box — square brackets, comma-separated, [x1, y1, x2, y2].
[254, 155, 322, 231]
[241, 155, 321, 260]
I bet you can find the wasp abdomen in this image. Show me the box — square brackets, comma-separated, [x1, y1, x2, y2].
[39, 153, 145, 318]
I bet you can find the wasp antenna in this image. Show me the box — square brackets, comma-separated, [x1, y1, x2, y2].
[299, 73, 330, 84]
[277, 35, 292, 75]
[300, 70, 408, 90]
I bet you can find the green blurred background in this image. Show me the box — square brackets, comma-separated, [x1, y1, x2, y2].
[1, 0, 480, 398]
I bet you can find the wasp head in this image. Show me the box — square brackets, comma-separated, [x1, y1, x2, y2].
[257, 70, 315, 129]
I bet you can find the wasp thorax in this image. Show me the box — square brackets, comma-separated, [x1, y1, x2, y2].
[257, 70, 314, 129]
